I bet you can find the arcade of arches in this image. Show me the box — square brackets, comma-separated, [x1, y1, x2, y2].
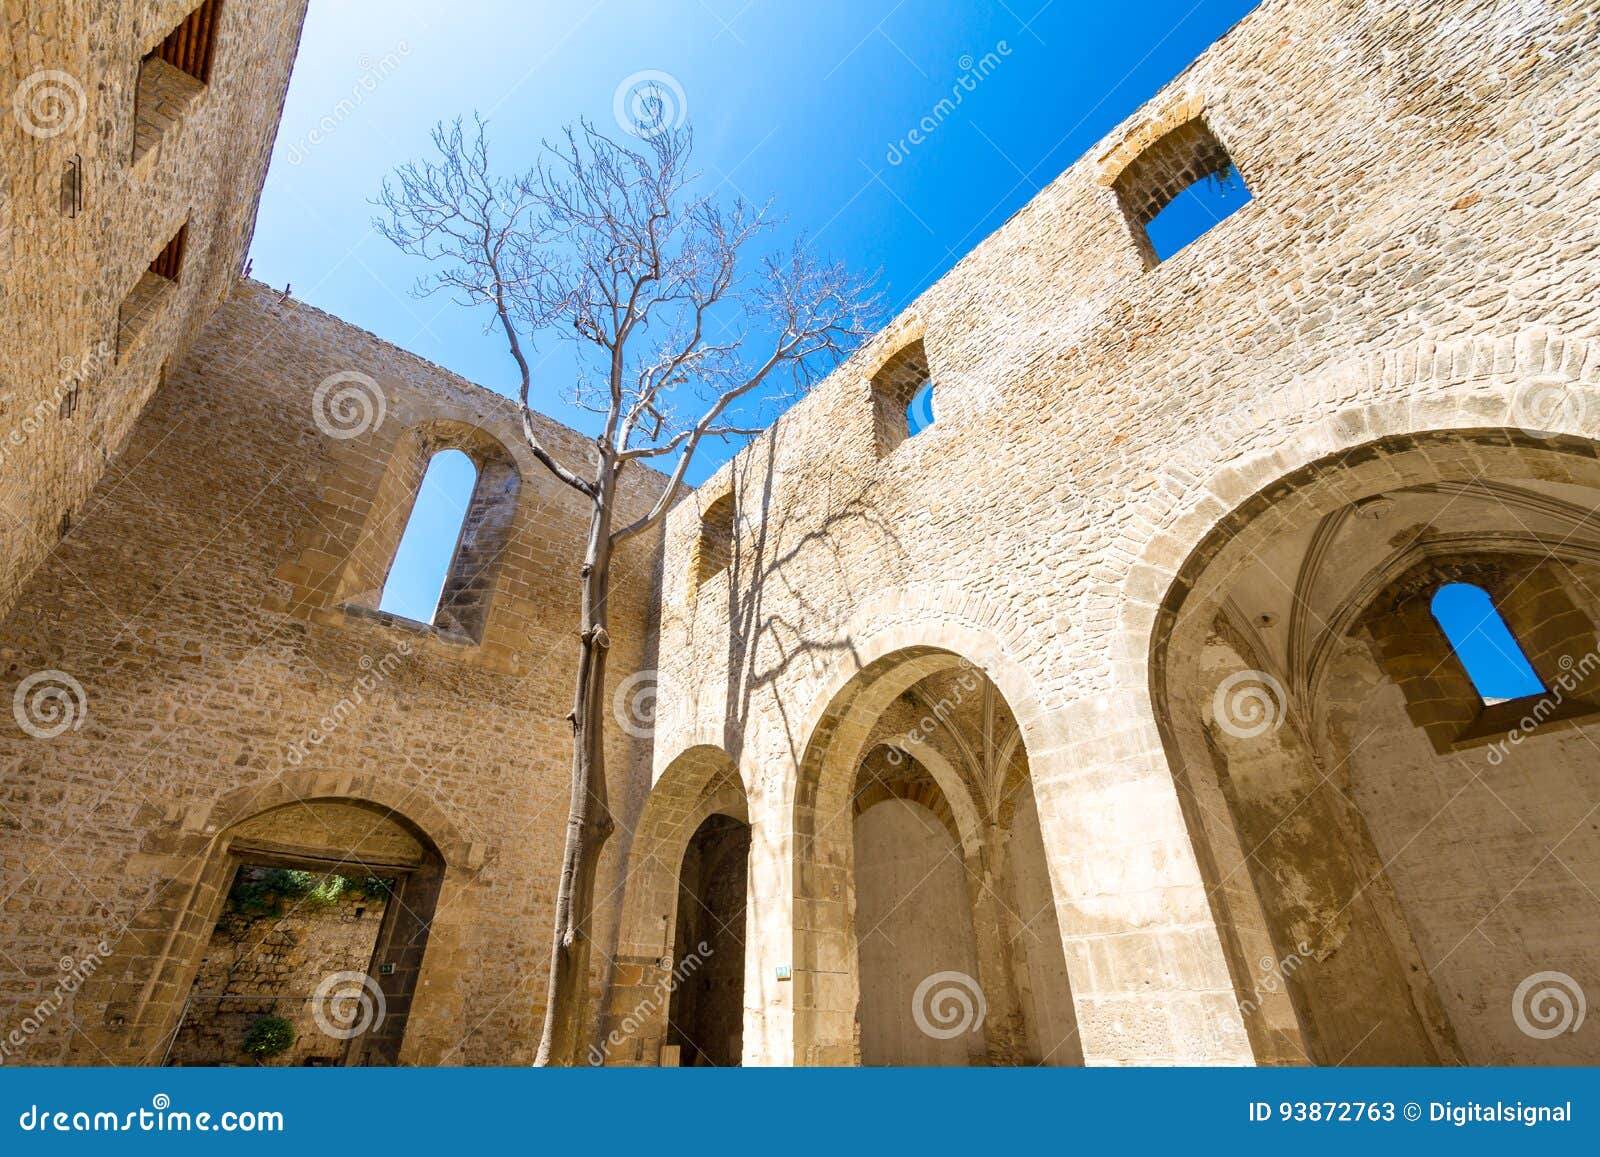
[619, 431, 1600, 1067]
[68, 431, 1600, 1069]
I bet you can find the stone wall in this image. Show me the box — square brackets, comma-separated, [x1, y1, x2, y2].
[0, 282, 669, 1065]
[643, 0, 1600, 1064]
[1, 0, 307, 622]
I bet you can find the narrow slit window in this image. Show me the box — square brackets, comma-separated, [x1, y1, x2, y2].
[379, 449, 477, 625]
[1429, 582, 1544, 703]
[693, 492, 735, 588]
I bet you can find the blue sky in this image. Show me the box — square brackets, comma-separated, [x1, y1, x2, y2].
[1431, 583, 1545, 702]
[252, 1, 1262, 622]
[251, 0, 1260, 476]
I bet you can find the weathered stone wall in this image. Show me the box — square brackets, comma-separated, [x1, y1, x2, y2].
[645, 0, 1600, 1064]
[0, 282, 668, 1064]
[168, 868, 390, 1067]
[1, 0, 307, 622]
[5, 0, 1599, 1069]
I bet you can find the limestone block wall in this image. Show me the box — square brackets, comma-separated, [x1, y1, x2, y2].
[645, 0, 1600, 1065]
[0, 0, 306, 623]
[0, 282, 669, 1065]
[167, 870, 390, 1067]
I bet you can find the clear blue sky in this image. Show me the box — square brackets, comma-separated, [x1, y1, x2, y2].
[250, 0, 1260, 486]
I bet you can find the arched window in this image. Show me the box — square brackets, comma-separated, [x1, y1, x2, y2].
[1429, 582, 1544, 702]
[693, 491, 735, 588]
[906, 380, 936, 436]
[1111, 117, 1252, 266]
[379, 449, 477, 625]
[870, 338, 934, 455]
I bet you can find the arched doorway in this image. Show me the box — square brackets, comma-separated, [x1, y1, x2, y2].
[1152, 430, 1600, 1065]
[603, 745, 750, 1065]
[78, 793, 451, 1066]
[794, 648, 1082, 1066]
[665, 813, 750, 1066]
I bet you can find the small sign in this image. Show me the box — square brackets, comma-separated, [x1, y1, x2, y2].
[378, 962, 395, 975]
[775, 965, 792, 981]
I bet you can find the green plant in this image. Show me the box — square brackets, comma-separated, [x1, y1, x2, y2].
[1207, 164, 1241, 194]
[241, 1015, 295, 1060]
[227, 869, 392, 917]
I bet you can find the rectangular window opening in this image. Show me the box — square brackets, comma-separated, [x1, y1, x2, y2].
[117, 223, 187, 358]
[152, 0, 224, 85]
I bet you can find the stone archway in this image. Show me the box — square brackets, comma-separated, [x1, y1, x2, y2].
[1150, 430, 1600, 1065]
[602, 744, 750, 1065]
[664, 812, 750, 1066]
[791, 647, 1082, 1067]
[72, 782, 464, 1066]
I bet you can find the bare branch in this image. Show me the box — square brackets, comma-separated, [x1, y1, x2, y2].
[375, 92, 879, 1065]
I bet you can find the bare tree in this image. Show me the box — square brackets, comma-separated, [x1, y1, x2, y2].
[375, 105, 877, 1065]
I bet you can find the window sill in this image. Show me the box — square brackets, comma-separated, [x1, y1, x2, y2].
[117, 270, 176, 360]
[1140, 196, 1260, 273]
[338, 602, 476, 647]
[1450, 693, 1600, 750]
[132, 56, 206, 166]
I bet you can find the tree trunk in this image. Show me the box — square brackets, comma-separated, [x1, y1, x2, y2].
[535, 487, 616, 1066]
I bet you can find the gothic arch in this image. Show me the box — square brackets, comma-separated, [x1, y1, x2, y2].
[1113, 331, 1600, 682]
[1147, 422, 1600, 1065]
[601, 744, 750, 1064]
[788, 634, 1083, 1067]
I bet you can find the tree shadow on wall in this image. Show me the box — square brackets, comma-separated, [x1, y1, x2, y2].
[715, 427, 912, 772]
